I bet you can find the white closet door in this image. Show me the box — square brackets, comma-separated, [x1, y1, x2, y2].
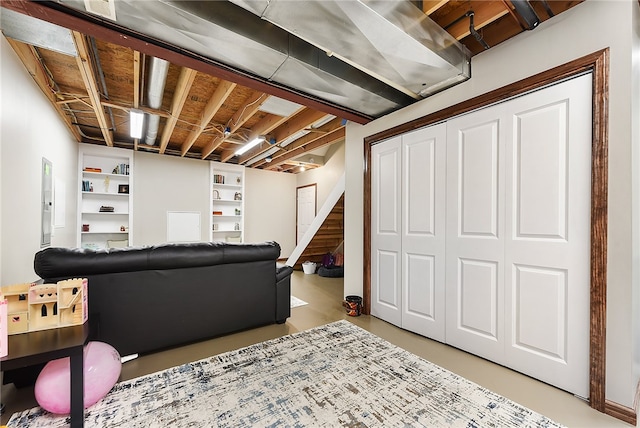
[445, 107, 507, 364]
[371, 136, 403, 326]
[401, 125, 446, 341]
[503, 74, 591, 398]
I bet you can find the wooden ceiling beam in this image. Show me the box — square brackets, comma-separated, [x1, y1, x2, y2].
[180, 80, 236, 156]
[5, 38, 82, 142]
[444, 2, 510, 40]
[272, 109, 329, 144]
[502, 0, 527, 30]
[234, 108, 304, 163]
[422, 0, 448, 15]
[263, 127, 345, 170]
[72, 31, 114, 146]
[133, 51, 141, 109]
[251, 118, 343, 169]
[159, 67, 198, 154]
[215, 92, 268, 162]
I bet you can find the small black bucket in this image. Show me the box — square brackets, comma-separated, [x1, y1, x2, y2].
[342, 295, 362, 317]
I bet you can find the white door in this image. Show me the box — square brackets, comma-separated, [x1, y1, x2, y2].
[445, 106, 507, 365]
[296, 184, 316, 244]
[502, 74, 591, 398]
[371, 136, 402, 326]
[401, 125, 446, 341]
[445, 74, 591, 397]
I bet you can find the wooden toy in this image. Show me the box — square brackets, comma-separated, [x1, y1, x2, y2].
[1, 278, 88, 335]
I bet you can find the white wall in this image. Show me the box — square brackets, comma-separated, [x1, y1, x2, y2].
[244, 167, 297, 257]
[296, 141, 345, 210]
[134, 152, 298, 255]
[345, 0, 638, 408]
[132, 151, 210, 245]
[1, 36, 78, 284]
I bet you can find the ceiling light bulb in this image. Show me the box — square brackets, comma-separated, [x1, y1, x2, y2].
[130, 109, 144, 139]
[224, 126, 231, 136]
[300, 165, 306, 172]
[265, 156, 272, 163]
[235, 136, 266, 156]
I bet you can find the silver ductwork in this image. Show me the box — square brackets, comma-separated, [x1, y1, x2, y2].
[230, 0, 471, 98]
[50, 0, 471, 118]
[145, 56, 169, 145]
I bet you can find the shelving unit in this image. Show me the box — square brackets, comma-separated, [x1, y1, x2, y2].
[77, 144, 133, 249]
[210, 161, 244, 242]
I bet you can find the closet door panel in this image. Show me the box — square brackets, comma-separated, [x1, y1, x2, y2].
[401, 125, 446, 341]
[458, 258, 499, 339]
[446, 108, 506, 363]
[504, 74, 591, 398]
[371, 137, 403, 327]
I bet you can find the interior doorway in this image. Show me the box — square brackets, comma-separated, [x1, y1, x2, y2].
[297, 184, 317, 244]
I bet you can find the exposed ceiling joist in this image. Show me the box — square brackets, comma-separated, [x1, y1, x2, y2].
[264, 127, 346, 171]
[235, 107, 305, 164]
[422, 0, 448, 15]
[252, 117, 343, 169]
[72, 31, 113, 146]
[216, 92, 268, 162]
[180, 80, 236, 156]
[445, 1, 511, 40]
[159, 67, 197, 154]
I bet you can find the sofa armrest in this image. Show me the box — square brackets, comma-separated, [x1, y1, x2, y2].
[276, 265, 294, 283]
[276, 265, 294, 323]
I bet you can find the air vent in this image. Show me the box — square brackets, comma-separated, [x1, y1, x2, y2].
[259, 96, 303, 117]
[84, 0, 117, 21]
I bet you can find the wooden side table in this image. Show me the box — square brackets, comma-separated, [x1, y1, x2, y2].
[1, 322, 91, 428]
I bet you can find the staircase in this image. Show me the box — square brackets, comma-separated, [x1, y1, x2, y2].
[293, 194, 344, 270]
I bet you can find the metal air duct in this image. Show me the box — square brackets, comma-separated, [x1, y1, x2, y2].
[229, 0, 471, 98]
[145, 56, 169, 146]
[45, 0, 471, 118]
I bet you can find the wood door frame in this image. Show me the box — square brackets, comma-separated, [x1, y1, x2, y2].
[296, 183, 317, 245]
[364, 49, 611, 417]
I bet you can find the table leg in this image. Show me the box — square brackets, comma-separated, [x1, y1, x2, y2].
[69, 348, 84, 428]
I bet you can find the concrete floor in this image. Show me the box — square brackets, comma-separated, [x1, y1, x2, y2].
[1, 271, 632, 426]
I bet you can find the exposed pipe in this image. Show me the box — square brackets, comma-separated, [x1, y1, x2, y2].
[445, 11, 489, 50]
[468, 12, 490, 50]
[144, 57, 169, 145]
[89, 36, 117, 133]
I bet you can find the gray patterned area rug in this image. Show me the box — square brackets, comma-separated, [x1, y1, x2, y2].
[8, 320, 563, 427]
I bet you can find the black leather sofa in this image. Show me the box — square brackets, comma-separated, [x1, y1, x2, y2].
[33, 241, 293, 357]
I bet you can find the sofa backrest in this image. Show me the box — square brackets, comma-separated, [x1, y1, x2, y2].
[34, 241, 281, 279]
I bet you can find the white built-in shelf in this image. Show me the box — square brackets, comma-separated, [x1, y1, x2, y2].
[81, 231, 129, 235]
[212, 183, 242, 189]
[78, 144, 133, 250]
[82, 171, 130, 178]
[212, 198, 242, 203]
[82, 212, 128, 215]
[82, 191, 129, 197]
[210, 161, 244, 243]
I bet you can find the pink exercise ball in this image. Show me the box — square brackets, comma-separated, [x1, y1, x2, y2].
[35, 341, 121, 414]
